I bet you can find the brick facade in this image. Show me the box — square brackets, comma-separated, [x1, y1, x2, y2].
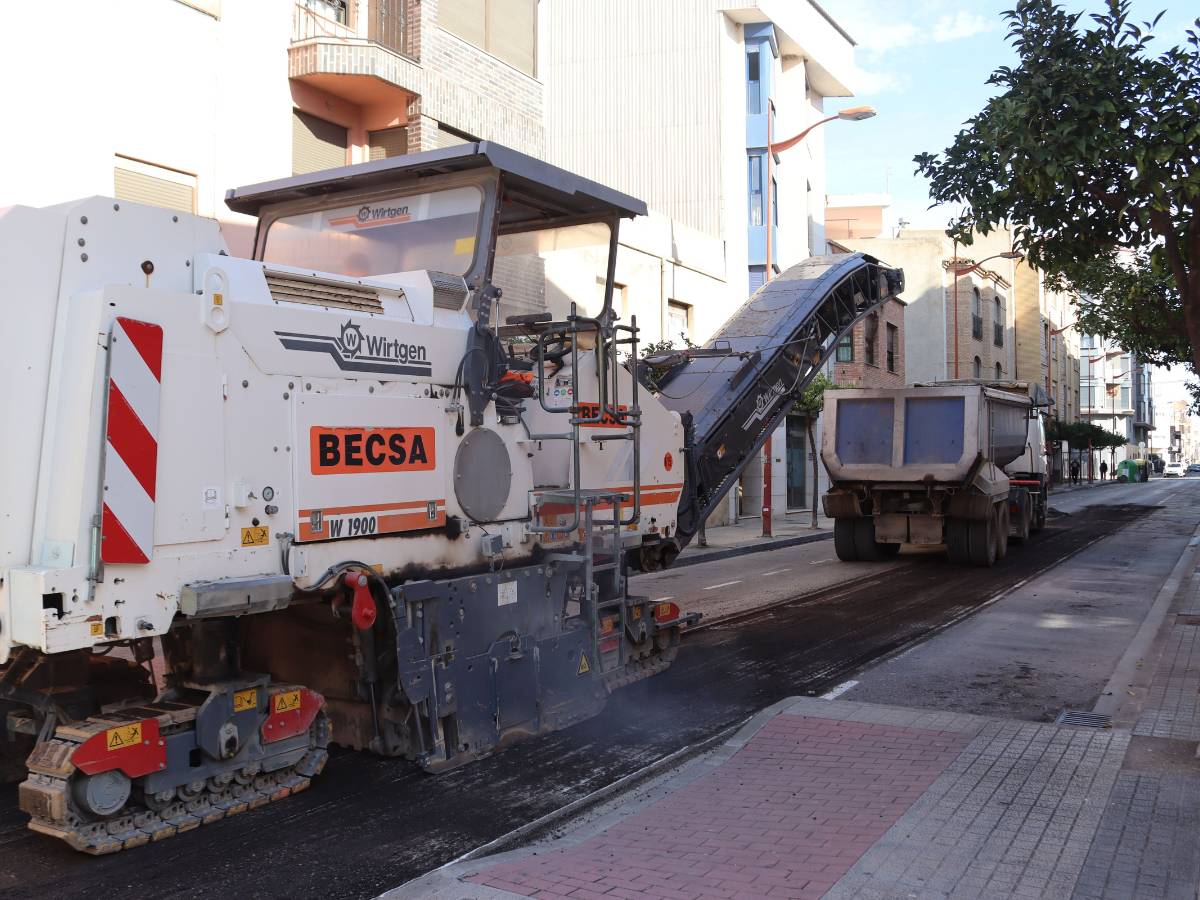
[832, 297, 906, 388]
[944, 268, 1010, 381]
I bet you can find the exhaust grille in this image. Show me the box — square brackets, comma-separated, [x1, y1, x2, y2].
[265, 272, 384, 314]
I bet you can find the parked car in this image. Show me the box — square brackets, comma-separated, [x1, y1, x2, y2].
[1164, 461, 1185, 477]
[1187, 463, 1200, 476]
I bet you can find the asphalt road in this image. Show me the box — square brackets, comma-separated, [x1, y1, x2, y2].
[0, 496, 1160, 899]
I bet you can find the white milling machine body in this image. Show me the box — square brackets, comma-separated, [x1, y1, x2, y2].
[0, 144, 694, 853]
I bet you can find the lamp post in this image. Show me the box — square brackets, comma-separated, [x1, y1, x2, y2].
[948, 250, 1022, 379]
[758, 105, 876, 538]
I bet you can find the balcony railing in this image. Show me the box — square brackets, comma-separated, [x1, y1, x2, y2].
[292, 0, 415, 61]
[972, 314, 983, 340]
[993, 321, 1004, 347]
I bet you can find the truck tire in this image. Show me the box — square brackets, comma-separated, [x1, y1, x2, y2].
[1031, 494, 1047, 533]
[995, 504, 1009, 560]
[945, 518, 970, 566]
[853, 518, 883, 561]
[968, 511, 997, 567]
[834, 519, 858, 562]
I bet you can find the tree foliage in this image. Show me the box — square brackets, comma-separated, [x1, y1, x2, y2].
[915, 1, 1200, 372]
[1045, 418, 1127, 449]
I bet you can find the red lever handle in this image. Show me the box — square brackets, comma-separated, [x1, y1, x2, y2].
[342, 572, 377, 631]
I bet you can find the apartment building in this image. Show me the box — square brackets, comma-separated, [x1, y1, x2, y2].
[540, 0, 858, 521]
[1080, 337, 1155, 464]
[1, 0, 542, 254]
[1165, 400, 1199, 464]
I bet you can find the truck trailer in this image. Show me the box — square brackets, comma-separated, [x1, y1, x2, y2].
[0, 142, 903, 853]
[822, 381, 1050, 566]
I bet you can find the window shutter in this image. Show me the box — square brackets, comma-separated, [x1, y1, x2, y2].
[369, 127, 409, 160]
[486, 0, 536, 75]
[114, 167, 195, 213]
[439, 0, 486, 47]
[292, 110, 348, 175]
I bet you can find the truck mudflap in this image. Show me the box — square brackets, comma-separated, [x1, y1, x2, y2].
[18, 685, 329, 854]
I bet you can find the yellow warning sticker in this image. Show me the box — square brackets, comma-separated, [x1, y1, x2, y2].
[577, 653, 591, 676]
[106, 722, 142, 751]
[240, 526, 270, 547]
[632, 607, 642, 620]
[89, 621, 104, 637]
[233, 688, 258, 713]
[273, 690, 302, 714]
[453, 235, 476, 256]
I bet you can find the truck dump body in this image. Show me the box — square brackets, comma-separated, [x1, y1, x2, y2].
[824, 384, 1033, 484]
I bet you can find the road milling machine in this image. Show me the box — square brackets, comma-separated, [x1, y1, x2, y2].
[0, 143, 902, 853]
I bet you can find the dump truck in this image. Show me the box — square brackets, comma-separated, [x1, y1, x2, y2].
[0, 141, 903, 853]
[821, 381, 1050, 566]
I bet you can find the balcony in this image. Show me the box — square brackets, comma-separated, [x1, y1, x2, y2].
[290, 1, 420, 105]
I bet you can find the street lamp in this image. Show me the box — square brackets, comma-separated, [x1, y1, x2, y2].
[950, 249, 1023, 378]
[758, 104, 876, 538]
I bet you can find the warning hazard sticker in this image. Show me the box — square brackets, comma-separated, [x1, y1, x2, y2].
[106, 722, 142, 751]
[89, 621, 104, 637]
[240, 526, 270, 547]
[577, 653, 591, 676]
[233, 688, 258, 713]
[273, 690, 302, 714]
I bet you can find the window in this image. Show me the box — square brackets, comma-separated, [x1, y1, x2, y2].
[667, 301, 691, 345]
[748, 154, 764, 226]
[114, 157, 197, 214]
[771, 177, 778, 227]
[746, 47, 762, 114]
[995, 362, 1003, 380]
[836, 333, 853, 363]
[886, 323, 898, 374]
[971, 287, 983, 340]
[292, 109, 348, 175]
[993, 297, 1004, 346]
[439, 0, 537, 76]
[864, 314, 878, 366]
[301, 0, 347, 24]
[973, 356, 982, 379]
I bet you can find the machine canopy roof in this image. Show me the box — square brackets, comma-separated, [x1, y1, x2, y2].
[225, 141, 647, 230]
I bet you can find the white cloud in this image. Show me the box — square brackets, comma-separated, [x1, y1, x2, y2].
[931, 11, 996, 42]
[849, 63, 909, 94]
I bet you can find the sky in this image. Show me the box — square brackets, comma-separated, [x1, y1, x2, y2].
[822, 0, 1198, 417]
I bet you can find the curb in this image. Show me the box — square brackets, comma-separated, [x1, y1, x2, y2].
[671, 530, 832, 568]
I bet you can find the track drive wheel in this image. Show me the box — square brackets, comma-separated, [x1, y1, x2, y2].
[834, 519, 858, 561]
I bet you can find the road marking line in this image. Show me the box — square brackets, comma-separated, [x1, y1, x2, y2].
[653, 596, 674, 602]
[821, 679, 859, 700]
[809, 558, 833, 565]
[704, 580, 743, 591]
[761, 568, 791, 576]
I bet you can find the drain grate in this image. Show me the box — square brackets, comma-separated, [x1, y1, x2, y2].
[1056, 709, 1112, 728]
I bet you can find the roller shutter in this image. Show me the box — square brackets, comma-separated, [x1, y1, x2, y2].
[369, 126, 409, 160]
[114, 166, 196, 213]
[292, 110, 348, 175]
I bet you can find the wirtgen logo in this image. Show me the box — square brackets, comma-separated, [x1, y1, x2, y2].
[742, 379, 788, 430]
[328, 203, 412, 229]
[276, 320, 432, 376]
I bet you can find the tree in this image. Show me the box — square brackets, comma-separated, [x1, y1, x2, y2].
[915, 1, 1200, 372]
[792, 374, 839, 528]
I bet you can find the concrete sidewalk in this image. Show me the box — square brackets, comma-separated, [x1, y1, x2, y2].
[390, 491, 1200, 900]
[673, 513, 833, 568]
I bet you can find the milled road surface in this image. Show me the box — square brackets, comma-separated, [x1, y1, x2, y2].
[0, 497, 1159, 899]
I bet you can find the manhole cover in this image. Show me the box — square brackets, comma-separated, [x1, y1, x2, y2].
[1056, 709, 1112, 728]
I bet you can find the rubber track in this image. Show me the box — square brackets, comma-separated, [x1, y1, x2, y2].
[19, 713, 329, 855]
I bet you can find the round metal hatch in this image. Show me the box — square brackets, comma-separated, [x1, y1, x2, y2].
[453, 427, 513, 522]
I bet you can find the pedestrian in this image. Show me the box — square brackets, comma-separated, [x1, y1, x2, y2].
[1100, 460, 1108, 481]
[1069, 459, 1080, 484]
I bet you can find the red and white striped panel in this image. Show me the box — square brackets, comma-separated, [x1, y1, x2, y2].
[100, 317, 163, 564]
